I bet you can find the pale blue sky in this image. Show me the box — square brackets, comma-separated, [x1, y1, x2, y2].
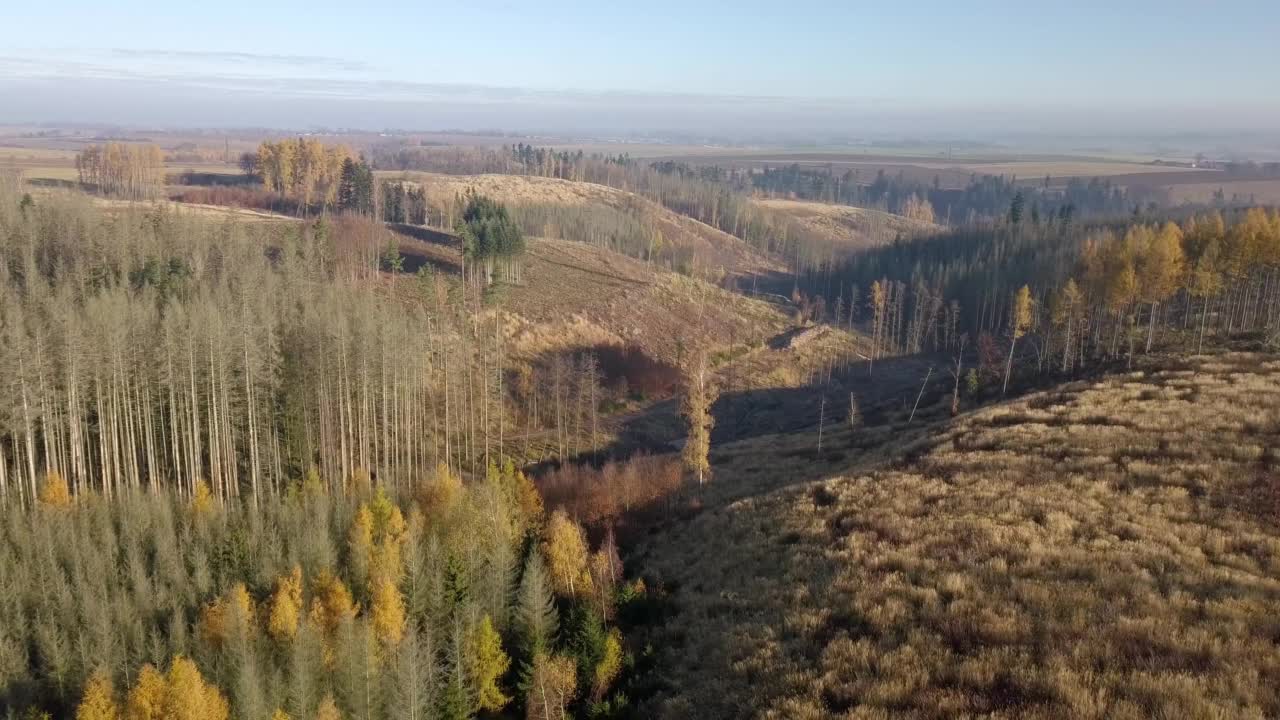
[2, 0, 1278, 135]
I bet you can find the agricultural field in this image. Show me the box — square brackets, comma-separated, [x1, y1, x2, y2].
[651, 149, 1223, 192]
[635, 351, 1280, 718]
[1163, 179, 1280, 206]
[0, 145, 80, 182]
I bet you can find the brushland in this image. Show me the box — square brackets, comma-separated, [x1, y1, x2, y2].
[634, 350, 1280, 718]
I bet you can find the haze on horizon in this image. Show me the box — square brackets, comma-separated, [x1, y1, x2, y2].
[2, 0, 1278, 145]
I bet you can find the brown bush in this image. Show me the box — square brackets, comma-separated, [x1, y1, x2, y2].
[537, 454, 684, 530]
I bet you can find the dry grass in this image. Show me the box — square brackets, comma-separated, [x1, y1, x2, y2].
[638, 352, 1280, 719]
[753, 199, 939, 252]
[385, 229, 790, 366]
[384, 171, 785, 277]
[499, 237, 788, 364]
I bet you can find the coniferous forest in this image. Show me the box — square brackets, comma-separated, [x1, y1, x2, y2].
[0, 177, 661, 720]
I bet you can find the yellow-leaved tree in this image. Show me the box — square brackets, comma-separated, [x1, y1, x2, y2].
[163, 656, 229, 720]
[1050, 279, 1084, 372]
[1137, 221, 1186, 352]
[190, 480, 215, 516]
[525, 653, 577, 720]
[679, 349, 716, 487]
[198, 583, 254, 649]
[466, 615, 511, 712]
[314, 694, 341, 720]
[543, 510, 592, 598]
[38, 470, 72, 508]
[266, 566, 304, 643]
[417, 462, 462, 519]
[591, 629, 624, 703]
[368, 487, 407, 586]
[308, 570, 357, 666]
[370, 577, 406, 653]
[125, 664, 166, 720]
[347, 504, 374, 592]
[1003, 285, 1034, 395]
[1189, 239, 1224, 353]
[75, 671, 119, 720]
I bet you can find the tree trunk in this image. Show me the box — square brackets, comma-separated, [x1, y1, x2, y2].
[1003, 338, 1017, 395]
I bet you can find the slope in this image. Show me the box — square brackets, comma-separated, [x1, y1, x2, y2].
[753, 198, 941, 255]
[389, 227, 793, 367]
[636, 351, 1280, 718]
[383, 172, 787, 278]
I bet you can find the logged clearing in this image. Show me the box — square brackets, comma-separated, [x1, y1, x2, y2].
[754, 198, 940, 252]
[391, 230, 790, 365]
[385, 171, 786, 277]
[638, 352, 1280, 719]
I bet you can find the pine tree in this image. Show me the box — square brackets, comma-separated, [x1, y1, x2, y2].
[516, 552, 557, 660]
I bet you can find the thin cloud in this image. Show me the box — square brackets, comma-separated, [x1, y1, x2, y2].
[105, 48, 373, 72]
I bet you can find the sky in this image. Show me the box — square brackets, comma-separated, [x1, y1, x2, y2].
[2, 0, 1278, 139]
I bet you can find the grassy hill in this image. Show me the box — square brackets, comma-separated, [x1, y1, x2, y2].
[635, 351, 1280, 718]
[390, 225, 792, 366]
[753, 198, 941, 256]
[384, 171, 787, 278]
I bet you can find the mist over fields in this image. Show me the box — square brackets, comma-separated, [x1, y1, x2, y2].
[3, 70, 1279, 155]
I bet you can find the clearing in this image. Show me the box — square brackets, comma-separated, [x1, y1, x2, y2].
[753, 198, 940, 254]
[380, 171, 786, 278]
[635, 351, 1280, 718]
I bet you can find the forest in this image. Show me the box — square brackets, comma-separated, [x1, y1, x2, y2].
[7, 133, 1280, 720]
[748, 164, 1164, 224]
[0, 175, 677, 719]
[76, 143, 167, 200]
[793, 206, 1280, 394]
[1, 461, 645, 720]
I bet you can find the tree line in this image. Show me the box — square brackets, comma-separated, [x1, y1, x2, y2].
[75, 143, 166, 200]
[248, 140, 357, 210]
[799, 207, 1280, 391]
[750, 164, 1166, 226]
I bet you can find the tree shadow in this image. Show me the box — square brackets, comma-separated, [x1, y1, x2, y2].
[387, 224, 462, 274]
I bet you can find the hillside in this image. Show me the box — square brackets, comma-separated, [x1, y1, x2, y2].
[753, 198, 941, 254]
[636, 351, 1280, 718]
[384, 171, 787, 278]
[390, 226, 793, 366]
